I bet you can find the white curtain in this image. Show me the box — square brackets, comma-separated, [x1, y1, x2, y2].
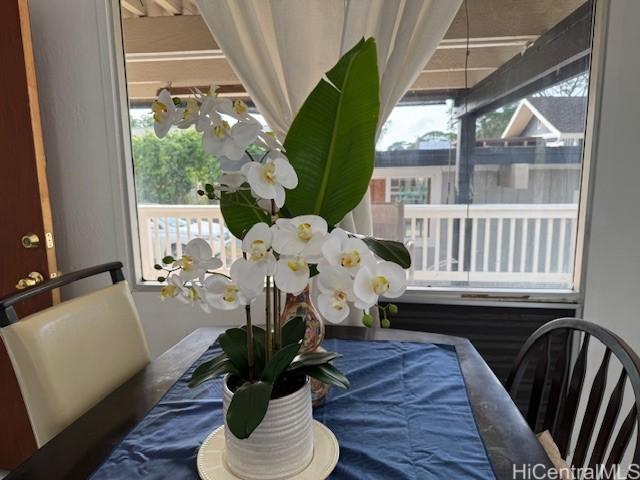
[196, 0, 462, 234]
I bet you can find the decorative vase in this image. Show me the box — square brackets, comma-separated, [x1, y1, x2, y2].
[280, 286, 324, 353]
[222, 376, 314, 480]
[280, 286, 331, 406]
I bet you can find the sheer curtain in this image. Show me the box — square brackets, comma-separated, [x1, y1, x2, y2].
[195, 0, 462, 234]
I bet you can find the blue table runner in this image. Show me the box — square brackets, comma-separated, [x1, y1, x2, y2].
[91, 339, 496, 479]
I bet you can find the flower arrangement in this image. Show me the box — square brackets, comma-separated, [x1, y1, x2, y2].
[152, 39, 411, 440]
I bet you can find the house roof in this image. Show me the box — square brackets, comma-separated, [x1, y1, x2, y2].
[501, 96, 587, 138]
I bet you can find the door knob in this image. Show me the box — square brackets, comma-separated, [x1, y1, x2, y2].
[16, 272, 45, 290]
[21, 233, 40, 249]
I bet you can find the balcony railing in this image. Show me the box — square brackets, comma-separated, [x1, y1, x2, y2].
[138, 203, 578, 287]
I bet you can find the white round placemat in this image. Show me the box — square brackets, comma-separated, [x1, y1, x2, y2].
[197, 421, 339, 480]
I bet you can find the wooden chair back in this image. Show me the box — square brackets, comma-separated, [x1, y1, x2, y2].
[506, 318, 640, 469]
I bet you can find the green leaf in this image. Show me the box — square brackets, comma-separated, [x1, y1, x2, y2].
[218, 328, 249, 376]
[226, 381, 273, 439]
[188, 354, 239, 388]
[261, 342, 301, 383]
[241, 325, 266, 376]
[283, 38, 380, 225]
[361, 237, 412, 269]
[302, 363, 351, 389]
[288, 351, 341, 370]
[220, 185, 270, 239]
[281, 317, 306, 347]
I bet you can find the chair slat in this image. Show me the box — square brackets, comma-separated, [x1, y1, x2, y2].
[572, 348, 612, 468]
[544, 330, 572, 436]
[556, 332, 591, 457]
[588, 369, 627, 468]
[605, 406, 637, 468]
[527, 336, 551, 429]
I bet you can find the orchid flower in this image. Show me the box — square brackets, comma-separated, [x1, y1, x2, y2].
[203, 258, 262, 310]
[160, 274, 188, 301]
[353, 261, 407, 309]
[215, 97, 253, 122]
[151, 89, 177, 138]
[202, 114, 261, 161]
[274, 255, 310, 294]
[317, 266, 355, 323]
[241, 222, 276, 275]
[241, 153, 298, 208]
[272, 215, 327, 262]
[256, 131, 283, 151]
[175, 238, 223, 282]
[218, 172, 246, 193]
[320, 228, 375, 276]
[176, 98, 201, 129]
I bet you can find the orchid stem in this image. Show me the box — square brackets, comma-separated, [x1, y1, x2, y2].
[270, 198, 282, 351]
[273, 285, 281, 351]
[245, 304, 254, 382]
[242, 252, 254, 382]
[265, 276, 272, 361]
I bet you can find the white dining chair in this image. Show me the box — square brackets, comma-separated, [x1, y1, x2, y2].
[0, 263, 150, 447]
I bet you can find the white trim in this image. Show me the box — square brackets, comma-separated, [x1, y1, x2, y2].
[574, 0, 609, 297]
[104, 0, 143, 285]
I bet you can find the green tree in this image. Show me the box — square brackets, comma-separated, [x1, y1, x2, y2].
[475, 104, 517, 140]
[132, 129, 221, 204]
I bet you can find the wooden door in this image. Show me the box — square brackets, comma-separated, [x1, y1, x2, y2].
[0, 0, 58, 469]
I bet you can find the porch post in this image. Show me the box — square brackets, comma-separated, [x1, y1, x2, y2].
[454, 113, 476, 273]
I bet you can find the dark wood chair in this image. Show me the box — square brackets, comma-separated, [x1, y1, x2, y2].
[506, 318, 640, 469]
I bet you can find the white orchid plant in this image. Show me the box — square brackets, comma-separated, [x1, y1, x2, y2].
[152, 39, 411, 439]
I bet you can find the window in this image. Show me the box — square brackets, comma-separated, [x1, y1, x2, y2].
[369, 1, 594, 291]
[119, 0, 595, 292]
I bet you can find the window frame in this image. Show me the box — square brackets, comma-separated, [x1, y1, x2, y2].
[109, 0, 606, 310]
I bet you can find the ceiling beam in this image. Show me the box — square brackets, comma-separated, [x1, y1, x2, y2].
[152, 0, 181, 15]
[121, 0, 146, 17]
[122, 0, 585, 52]
[123, 16, 216, 54]
[454, 1, 593, 116]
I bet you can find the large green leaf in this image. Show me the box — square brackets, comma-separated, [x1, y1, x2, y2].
[218, 328, 250, 376]
[226, 381, 273, 439]
[283, 38, 380, 225]
[302, 363, 351, 389]
[362, 237, 412, 269]
[220, 185, 270, 239]
[241, 325, 266, 377]
[281, 316, 306, 347]
[261, 342, 301, 383]
[288, 351, 341, 371]
[188, 354, 239, 388]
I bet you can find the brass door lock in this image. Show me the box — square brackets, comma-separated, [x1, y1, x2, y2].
[16, 272, 45, 290]
[21, 233, 40, 249]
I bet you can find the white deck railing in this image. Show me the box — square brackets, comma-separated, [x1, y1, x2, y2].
[138, 203, 578, 286]
[404, 204, 578, 285]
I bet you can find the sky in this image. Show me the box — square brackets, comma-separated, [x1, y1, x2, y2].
[130, 100, 454, 151]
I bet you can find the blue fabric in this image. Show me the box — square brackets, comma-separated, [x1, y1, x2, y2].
[91, 339, 496, 480]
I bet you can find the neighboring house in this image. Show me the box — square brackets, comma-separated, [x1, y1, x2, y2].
[501, 96, 587, 146]
[370, 96, 588, 207]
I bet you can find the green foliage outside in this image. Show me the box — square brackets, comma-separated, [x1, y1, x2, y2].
[132, 128, 221, 205]
[475, 104, 517, 140]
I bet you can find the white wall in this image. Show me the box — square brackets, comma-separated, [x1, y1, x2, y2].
[582, 0, 640, 351]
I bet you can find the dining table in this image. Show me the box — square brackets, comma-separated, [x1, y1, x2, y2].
[5, 325, 554, 479]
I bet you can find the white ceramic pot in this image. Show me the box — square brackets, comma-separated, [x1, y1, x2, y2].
[222, 377, 314, 480]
